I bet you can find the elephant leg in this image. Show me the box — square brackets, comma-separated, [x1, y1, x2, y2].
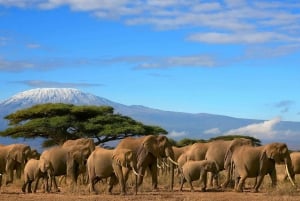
[89, 177, 99, 194]
[43, 176, 50, 193]
[212, 173, 219, 188]
[52, 176, 60, 192]
[113, 164, 126, 195]
[27, 181, 32, 193]
[0, 173, 2, 189]
[179, 176, 186, 191]
[188, 180, 194, 192]
[221, 169, 231, 188]
[200, 171, 207, 192]
[269, 169, 277, 187]
[253, 175, 265, 192]
[108, 175, 118, 194]
[149, 164, 158, 190]
[6, 169, 14, 185]
[235, 176, 246, 192]
[207, 172, 213, 187]
[21, 182, 27, 193]
[33, 176, 40, 193]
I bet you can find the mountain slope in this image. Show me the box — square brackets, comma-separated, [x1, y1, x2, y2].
[1, 88, 300, 150]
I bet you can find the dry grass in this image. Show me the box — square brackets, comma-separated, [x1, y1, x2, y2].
[1, 165, 300, 201]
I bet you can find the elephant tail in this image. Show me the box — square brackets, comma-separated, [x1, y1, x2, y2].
[224, 149, 232, 170]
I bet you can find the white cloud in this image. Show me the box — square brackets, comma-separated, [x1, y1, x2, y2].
[187, 32, 292, 44]
[225, 117, 281, 139]
[168, 130, 188, 138]
[1, 0, 300, 67]
[135, 55, 217, 69]
[204, 128, 221, 135]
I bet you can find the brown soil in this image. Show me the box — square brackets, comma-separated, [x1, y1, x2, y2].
[1, 185, 300, 201]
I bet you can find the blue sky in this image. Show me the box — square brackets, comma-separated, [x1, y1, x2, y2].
[1, 0, 300, 123]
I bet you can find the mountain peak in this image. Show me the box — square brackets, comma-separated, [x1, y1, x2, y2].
[2, 88, 96, 105]
[0, 88, 127, 113]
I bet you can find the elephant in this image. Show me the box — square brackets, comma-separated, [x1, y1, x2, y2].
[62, 138, 95, 154]
[87, 147, 139, 194]
[283, 152, 300, 180]
[0, 143, 33, 188]
[229, 142, 295, 192]
[39, 145, 89, 192]
[177, 138, 253, 188]
[22, 158, 54, 193]
[180, 160, 219, 192]
[62, 138, 95, 183]
[113, 135, 177, 194]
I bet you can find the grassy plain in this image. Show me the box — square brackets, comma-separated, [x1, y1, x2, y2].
[1, 165, 300, 201]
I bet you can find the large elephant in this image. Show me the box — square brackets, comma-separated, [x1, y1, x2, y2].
[113, 135, 176, 194]
[39, 145, 89, 192]
[180, 160, 219, 192]
[177, 138, 253, 188]
[0, 143, 32, 188]
[87, 147, 139, 194]
[230, 142, 295, 192]
[22, 158, 54, 193]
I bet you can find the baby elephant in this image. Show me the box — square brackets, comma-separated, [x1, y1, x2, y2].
[180, 160, 219, 192]
[22, 159, 53, 193]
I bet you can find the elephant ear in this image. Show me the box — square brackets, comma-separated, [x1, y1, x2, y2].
[7, 147, 24, 164]
[265, 144, 277, 160]
[260, 151, 268, 172]
[113, 149, 132, 167]
[137, 135, 159, 167]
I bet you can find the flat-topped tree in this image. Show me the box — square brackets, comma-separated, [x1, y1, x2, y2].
[0, 103, 167, 147]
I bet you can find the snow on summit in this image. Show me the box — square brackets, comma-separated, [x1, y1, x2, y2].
[2, 88, 109, 105]
[0, 88, 126, 115]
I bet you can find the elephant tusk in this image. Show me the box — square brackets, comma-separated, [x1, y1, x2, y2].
[164, 161, 170, 167]
[132, 167, 143, 177]
[157, 164, 161, 169]
[167, 156, 179, 166]
[285, 162, 296, 187]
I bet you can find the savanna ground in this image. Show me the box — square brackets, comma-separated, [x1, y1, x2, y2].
[1, 165, 300, 201]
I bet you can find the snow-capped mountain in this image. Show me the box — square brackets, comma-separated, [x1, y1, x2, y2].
[1, 88, 300, 150]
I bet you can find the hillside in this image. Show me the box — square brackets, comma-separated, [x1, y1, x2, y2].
[1, 88, 300, 150]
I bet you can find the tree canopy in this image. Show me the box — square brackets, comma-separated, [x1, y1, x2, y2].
[0, 103, 167, 147]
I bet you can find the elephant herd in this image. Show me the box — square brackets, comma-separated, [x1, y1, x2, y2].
[0, 136, 299, 195]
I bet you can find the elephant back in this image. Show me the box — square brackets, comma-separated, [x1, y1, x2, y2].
[116, 137, 142, 153]
[40, 147, 67, 176]
[62, 138, 95, 153]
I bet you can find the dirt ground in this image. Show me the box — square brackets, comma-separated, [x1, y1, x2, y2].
[2, 165, 300, 201]
[2, 184, 300, 201]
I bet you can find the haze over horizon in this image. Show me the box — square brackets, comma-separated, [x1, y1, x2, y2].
[0, 1, 300, 124]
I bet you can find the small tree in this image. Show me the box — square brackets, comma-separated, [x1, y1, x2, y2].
[0, 103, 167, 147]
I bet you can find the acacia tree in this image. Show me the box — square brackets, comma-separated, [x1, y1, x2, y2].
[0, 103, 167, 147]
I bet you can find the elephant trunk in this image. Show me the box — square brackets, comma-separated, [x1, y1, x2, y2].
[284, 158, 296, 187]
[164, 147, 175, 191]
